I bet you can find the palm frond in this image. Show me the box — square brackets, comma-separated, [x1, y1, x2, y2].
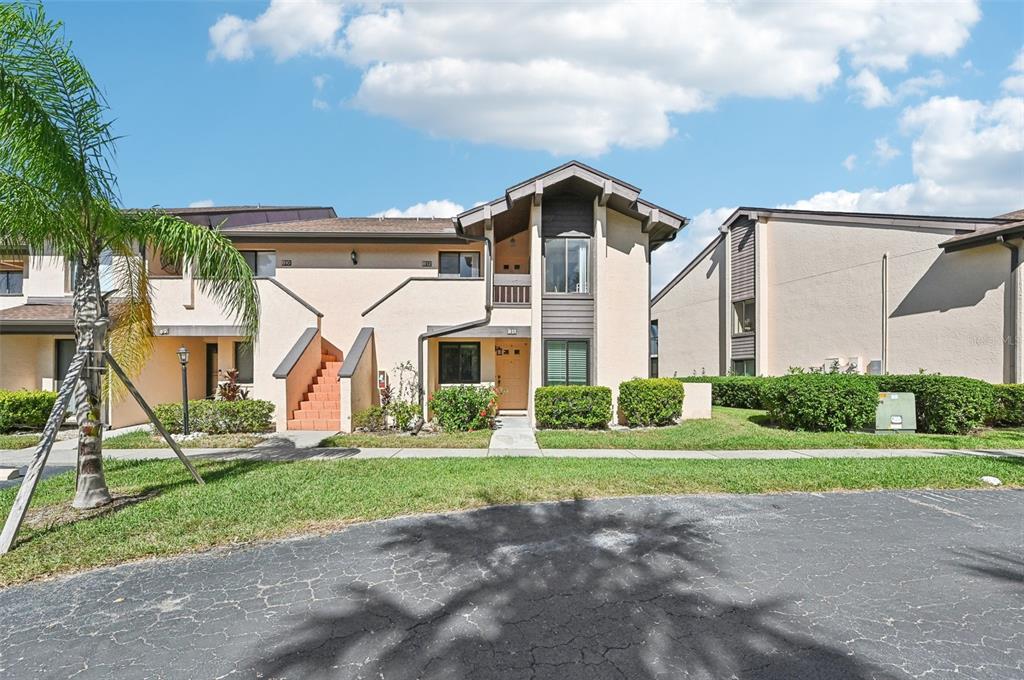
[104, 241, 153, 399]
[126, 211, 261, 341]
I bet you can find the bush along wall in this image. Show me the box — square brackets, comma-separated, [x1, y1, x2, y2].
[618, 378, 685, 427]
[429, 385, 497, 432]
[153, 399, 275, 434]
[875, 375, 993, 435]
[534, 386, 612, 429]
[990, 384, 1024, 427]
[766, 374, 878, 432]
[0, 390, 58, 433]
[677, 376, 780, 409]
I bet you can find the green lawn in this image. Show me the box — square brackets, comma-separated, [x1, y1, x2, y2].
[536, 407, 1024, 450]
[0, 455, 1022, 586]
[0, 434, 39, 450]
[103, 431, 265, 449]
[319, 429, 492, 448]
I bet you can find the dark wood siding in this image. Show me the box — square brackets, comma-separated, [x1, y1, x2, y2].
[731, 221, 755, 302]
[542, 296, 595, 338]
[731, 334, 755, 359]
[542, 194, 594, 237]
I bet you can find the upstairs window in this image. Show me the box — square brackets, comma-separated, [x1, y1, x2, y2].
[0, 257, 25, 295]
[545, 339, 589, 385]
[439, 251, 480, 278]
[732, 299, 755, 334]
[544, 238, 589, 294]
[241, 250, 276, 277]
[650, 320, 659, 357]
[438, 342, 481, 383]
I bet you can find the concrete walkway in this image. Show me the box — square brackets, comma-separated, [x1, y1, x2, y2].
[489, 415, 539, 450]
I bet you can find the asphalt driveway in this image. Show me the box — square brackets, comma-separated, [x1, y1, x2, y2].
[0, 489, 1021, 679]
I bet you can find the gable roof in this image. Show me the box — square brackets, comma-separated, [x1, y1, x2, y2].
[455, 161, 688, 250]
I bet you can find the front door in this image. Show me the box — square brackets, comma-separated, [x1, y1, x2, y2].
[495, 339, 529, 410]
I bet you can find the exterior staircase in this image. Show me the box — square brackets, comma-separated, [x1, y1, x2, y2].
[287, 351, 343, 430]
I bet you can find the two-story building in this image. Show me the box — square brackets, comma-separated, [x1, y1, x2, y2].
[0, 162, 686, 431]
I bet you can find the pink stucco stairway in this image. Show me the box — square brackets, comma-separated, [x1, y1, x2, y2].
[287, 351, 343, 430]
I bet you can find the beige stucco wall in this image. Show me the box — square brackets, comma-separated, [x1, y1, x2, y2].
[0, 335, 59, 390]
[764, 219, 1011, 381]
[596, 207, 651, 421]
[109, 336, 208, 428]
[339, 332, 378, 433]
[284, 329, 325, 425]
[651, 238, 726, 377]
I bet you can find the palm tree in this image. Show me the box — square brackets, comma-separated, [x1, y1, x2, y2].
[0, 5, 259, 509]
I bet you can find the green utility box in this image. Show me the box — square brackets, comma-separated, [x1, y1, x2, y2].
[875, 392, 917, 434]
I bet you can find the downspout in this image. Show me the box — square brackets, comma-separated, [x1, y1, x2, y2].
[881, 252, 888, 375]
[416, 232, 493, 417]
[998, 236, 1021, 383]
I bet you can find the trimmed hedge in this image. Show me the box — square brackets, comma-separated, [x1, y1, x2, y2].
[535, 386, 612, 429]
[678, 376, 780, 409]
[766, 374, 878, 432]
[429, 385, 496, 432]
[991, 384, 1024, 427]
[875, 375, 993, 435]
[0, 390, 57, 433]
[618, 378, 685, 427]
[153, 399, 275, 434]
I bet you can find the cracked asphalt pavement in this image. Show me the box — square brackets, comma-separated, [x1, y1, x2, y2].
[0, 489, 1021, 679]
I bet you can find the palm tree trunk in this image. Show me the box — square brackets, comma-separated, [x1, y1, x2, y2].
[72, 259, 112, 509]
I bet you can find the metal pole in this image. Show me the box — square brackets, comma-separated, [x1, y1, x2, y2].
[181, 361, 190, 436]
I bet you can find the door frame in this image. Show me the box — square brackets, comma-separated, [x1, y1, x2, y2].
[495, 339, 529, 411]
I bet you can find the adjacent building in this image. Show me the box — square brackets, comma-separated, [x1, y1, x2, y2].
[0, 162, 686, 430]
[651, 208, 1023, 384]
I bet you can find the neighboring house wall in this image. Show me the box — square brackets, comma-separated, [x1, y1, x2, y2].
[651, 238, 725, 378]
[596, 205, 650, 416]
[763, 218, 1010, 381]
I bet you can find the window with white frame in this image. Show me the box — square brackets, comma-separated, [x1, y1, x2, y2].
[438, 251, 480, 278]
[544, 238, 589, 294]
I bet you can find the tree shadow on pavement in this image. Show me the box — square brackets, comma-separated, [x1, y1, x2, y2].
[253, 498, 898, 679]
[950, 547, 1024, 587]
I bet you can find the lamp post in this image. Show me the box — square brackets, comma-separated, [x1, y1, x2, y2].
[177, 345, 190, 435]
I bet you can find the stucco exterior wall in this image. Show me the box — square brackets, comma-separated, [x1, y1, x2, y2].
[339, 332, 377, 434]
[0, 335, 56, 390]
[109, 336, 207, 428]
[596, 207, 650, 420]
[651, 238, 726, 377]
[763, 219, 1011, 381]
[284, 329, 325, 427]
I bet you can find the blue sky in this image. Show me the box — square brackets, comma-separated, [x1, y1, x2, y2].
[49, 1, 1024, 289]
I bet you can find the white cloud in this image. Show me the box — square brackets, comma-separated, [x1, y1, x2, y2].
[848, 68, 946, 108]
[312, 74, 329, 91]
[312, 97, 329, 111]
[208, 0, 343, 62]
[842, 154, 857, 171]
[652, 206, 734, 293]
[210, 1, 979, 154]
[783, 95, 1024, 216]
[873, 137, 901, 163]
[371, 199, 465, 218]
[1002, 48, 1024, 94]
[188, 199, 215, 208]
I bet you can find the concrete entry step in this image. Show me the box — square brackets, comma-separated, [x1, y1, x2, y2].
[490, 415, 538, 450]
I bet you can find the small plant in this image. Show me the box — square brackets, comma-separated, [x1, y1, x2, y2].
[429, 385, 497, 431]
[618, 378, 685, 427]
[154, 399, 274, 434]
[216, 368, 250, 401]
[352, 405, 387, 432]
[534, 386, 612, 429]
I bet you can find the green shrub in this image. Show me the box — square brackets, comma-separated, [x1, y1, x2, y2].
[766, 374, 878, 432]
[352, 405, 387, 432]
[535, 386, 612, 429]
[678, 376, 780, 409]
[387, 400, 422, 431]
[153, 399, 275, 434]
[618, 378, 685, 427]
[876, 375, 993, 434]
[0, 390, 57, 433]
[991, 384, 1024, 427]
[429, 385, 496, 431]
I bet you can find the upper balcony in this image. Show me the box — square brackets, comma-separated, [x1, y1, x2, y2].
[493, 274, 531, 306]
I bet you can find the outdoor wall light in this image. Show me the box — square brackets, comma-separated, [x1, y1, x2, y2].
[350, 250, 358, 265]
[176, 346, 190, 366]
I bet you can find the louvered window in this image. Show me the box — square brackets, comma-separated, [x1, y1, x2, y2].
[545, 340, 589, 386]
